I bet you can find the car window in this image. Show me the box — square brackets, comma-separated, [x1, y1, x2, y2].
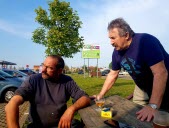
[19, 70, 28, 74]
[0, 75, 5, 80]
[3, 70, 14, 75]
[16, 70, 28, 76]
[0, 70, 13, 78]
[19, 69, 36, 75]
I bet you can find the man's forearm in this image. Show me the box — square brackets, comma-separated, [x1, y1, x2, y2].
[149, 71, 168, 108]
[5, 101, 20, 128]
[5, 95, 24, 128]
[99, 71, 118, 97]
[70, 96, 90, 112]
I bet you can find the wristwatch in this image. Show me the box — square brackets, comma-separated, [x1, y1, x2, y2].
[148, 103, 158, 109]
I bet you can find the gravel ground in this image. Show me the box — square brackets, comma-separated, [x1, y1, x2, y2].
[0, 101, 29, 128]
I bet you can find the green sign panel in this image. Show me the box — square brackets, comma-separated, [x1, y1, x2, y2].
[82, 44, 100, 58]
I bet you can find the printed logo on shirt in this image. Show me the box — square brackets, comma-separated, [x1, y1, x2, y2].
[121, 58, 141, 74]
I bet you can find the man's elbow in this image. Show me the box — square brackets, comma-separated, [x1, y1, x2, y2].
[79, 96, 91, 108]
[163, 69, 168, 81]
[155, 68, 168, 80]
[5, 95, 24, 112]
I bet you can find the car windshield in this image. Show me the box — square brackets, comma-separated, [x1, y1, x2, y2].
[15, 70, 28, 76]
[0, 70, 13, 78]
[0, 75, 5, 79]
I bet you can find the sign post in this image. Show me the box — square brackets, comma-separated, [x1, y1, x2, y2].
[82, 44, 100, 78]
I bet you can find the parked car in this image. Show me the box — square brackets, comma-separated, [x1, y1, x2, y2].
[101, 69, 110, 76]
[2, 69, 28, 80]
[0, 70, 22, 102]
[119, 71, 129, 75]
[78, 70, 84, 74]
[19, 69, 36, 75]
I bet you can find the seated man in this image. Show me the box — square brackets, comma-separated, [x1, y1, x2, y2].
[5, 55, 90, 128]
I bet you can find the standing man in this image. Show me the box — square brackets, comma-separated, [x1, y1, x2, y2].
[5, 55, 90, 128]
[95, 18, 169, 122]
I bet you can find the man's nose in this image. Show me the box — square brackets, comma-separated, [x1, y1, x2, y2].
[42, 66, 47, 72]
[110, 41, 115, 46]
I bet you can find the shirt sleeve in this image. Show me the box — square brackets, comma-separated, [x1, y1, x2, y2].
[66, 80, 89, 101]
[112, 51, 121, 70]
[142, 34, 164, 66]
[15, 76, 34, 101]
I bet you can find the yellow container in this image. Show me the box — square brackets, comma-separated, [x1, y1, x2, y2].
[101, 110, 112, 118]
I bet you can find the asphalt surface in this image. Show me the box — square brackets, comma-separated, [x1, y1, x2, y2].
[0, 101, 29, 128]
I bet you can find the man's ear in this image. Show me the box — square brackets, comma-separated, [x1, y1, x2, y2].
[125, 32, 130, 40]
[58, 68, 63, 74]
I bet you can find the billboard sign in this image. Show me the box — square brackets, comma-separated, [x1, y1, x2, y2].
[82, 44, 100, 58]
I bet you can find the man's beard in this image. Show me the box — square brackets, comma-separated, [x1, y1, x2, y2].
[42, 72, 50, 79]
[111, 43, 116, 48]
[42, 72, 59, 81]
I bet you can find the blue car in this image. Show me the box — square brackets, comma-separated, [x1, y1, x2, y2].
[0, 70, 23, 102]
[101, 69, 110, 76]
[19, 69, 36, 75]
[78, 70, 84, 74]
[2, 69, 28, 80]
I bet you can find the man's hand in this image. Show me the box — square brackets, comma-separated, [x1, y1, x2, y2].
[90, 94, 103, 100]
[136, 105, 156, 122]
[58, 106, 75, 128]
[89, 95, 96, 100]
[58, 96, 90, 128]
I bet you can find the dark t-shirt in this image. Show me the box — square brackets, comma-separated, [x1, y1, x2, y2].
[112, 33, 169, 110]
[15, 73, 88, 127]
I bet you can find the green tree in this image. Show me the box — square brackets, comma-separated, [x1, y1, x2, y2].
[32, 0, 84, 57]
[109, 61, 112, 69]
[64, 65, 69, 71]
[82, 65, 88, 72]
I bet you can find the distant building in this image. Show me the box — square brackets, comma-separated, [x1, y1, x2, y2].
[33, 65, 40, 73]
[71, 67, 79, 72]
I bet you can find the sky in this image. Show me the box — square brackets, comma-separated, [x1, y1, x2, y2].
[0, 0, 169, 69]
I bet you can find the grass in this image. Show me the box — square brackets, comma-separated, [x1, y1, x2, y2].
[69, 74, 135, 98]
[67, 74, 135, 120]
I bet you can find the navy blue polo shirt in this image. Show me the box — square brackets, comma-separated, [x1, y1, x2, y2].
[112, 33, 169, 110]
[15, 73, 88, 127]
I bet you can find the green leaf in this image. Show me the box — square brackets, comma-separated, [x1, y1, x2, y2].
[32, 0, 84, 58]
